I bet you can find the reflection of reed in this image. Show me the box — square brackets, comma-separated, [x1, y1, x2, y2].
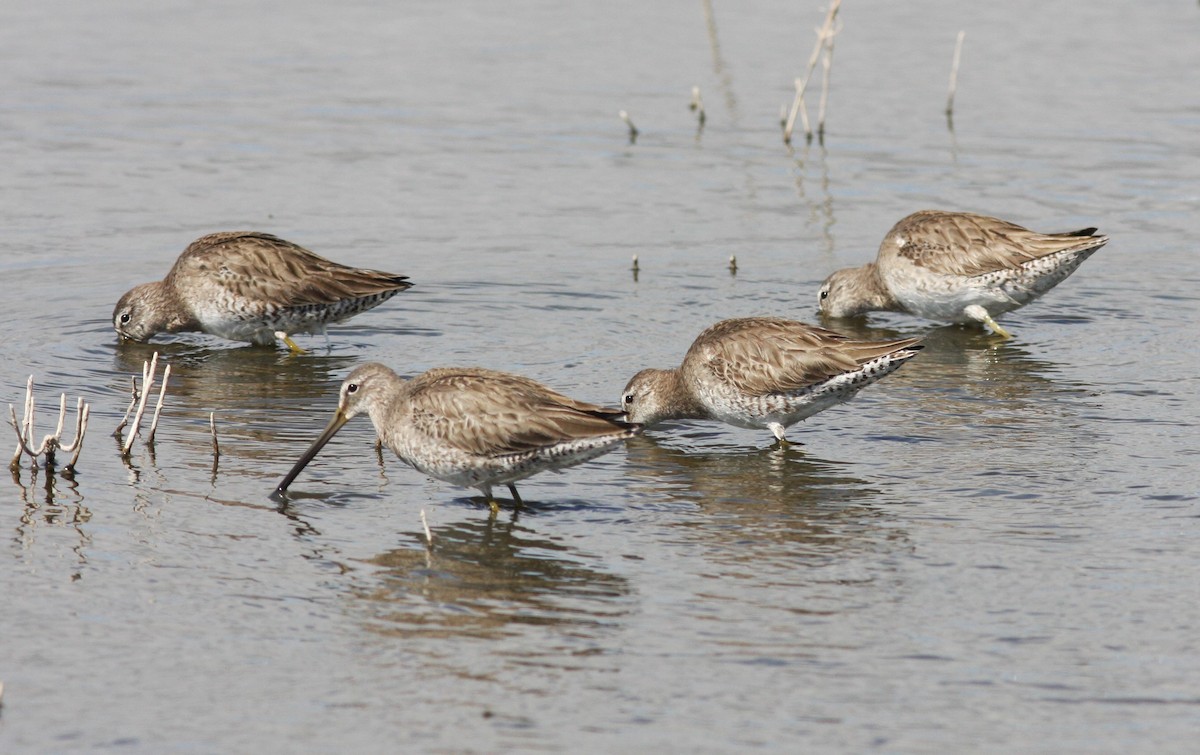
[622, 436, 899, 567]
[354, 516, 630, 641]
[792, 143, 836, 256]
[702, 0, 737, 118]
[11, 465, 92, 571]
[111, 344, 360, 463]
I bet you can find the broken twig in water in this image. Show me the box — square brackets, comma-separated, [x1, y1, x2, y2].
[420, 508, 433, 547]
[619, 110, 638, 144]
[946, 30, 966, 123]
[119, 352, 170, 455]
[145, 364, 172, 444]
[784, 0, 842, 144]
[114, 377, 137, 436]
[209, 412, 220, 457]
[690, 86, 706, 128]
[8, 376, 90, 472]
[816, 18, 841, 143]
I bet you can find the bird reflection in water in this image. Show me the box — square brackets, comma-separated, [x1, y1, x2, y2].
[807, 318, 1098, 491]
[353, 516, 632, 642]
[823, 319, 1092, 436]
[620, 434, 901, 569]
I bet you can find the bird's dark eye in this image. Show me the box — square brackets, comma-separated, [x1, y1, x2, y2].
[120, 312, 131, 323]
[346, 383, 359, 394]
[820, 290, 829, 300]
[623, 393, 634, 405]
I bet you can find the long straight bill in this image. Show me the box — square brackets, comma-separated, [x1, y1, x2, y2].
[272, 411, 350, 498]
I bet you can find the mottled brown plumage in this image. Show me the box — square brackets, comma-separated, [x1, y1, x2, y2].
[276, 363, 640, 509]
[113, 231, 411, 348]
[818, 211, 1107, 338]
[622, 317, 921, 443]
[886, 211, 1102, 277]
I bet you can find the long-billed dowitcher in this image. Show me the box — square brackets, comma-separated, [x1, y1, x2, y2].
[275, 363, 641, 511]
[817, 210, 1108, 338]
[621, 317, 921, 444]
[113, 232, 412, 351]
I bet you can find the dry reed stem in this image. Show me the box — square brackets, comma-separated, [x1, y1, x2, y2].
[146, 363, 171, 444]
[796, 78, 812, 141]
[8, 377, 90, 470]
[420, 508, 433, 547]
[10, 376, 33, 465]
[817, 20, 841, 141]
[946, 30, 966, 118]
[210, 412, 220, 457]
[8, 404, 36, 465]
[114, 376, 139, 436]
[122, 352, 159, 454]
[784, 0, 842, 144]
[619, 110, 638, 143]
[66, 400, 90, 471]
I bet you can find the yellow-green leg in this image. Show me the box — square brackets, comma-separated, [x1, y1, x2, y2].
[964, 306, 1013, 339]
[275, 331, 307, 354]
[769, 423, 791, 446]
[983, 315, 1012, 339]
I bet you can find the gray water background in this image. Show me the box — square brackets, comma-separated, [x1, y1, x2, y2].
[2, 0, 1199, 751]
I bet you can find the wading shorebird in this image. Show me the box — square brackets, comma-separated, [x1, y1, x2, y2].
[817, 210, 1108, 338]
[621, 317, 922, 444]
[113, 231, 412, 351]
[275, 363, 641, 511]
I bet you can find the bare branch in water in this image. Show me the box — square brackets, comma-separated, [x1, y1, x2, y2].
[619, 110, 639, 144]
[210, 412, 221, 458]
[9, 376, 90, 471]
[946, 30, 966, 124]
[784, 0, 842, 144]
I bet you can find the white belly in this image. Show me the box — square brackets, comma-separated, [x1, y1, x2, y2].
[881, 266, 1016, 323]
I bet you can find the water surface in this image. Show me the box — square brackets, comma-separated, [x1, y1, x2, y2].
[3, 0, 1199, 751]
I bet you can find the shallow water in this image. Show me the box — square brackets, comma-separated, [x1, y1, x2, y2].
[3, 0, 1200, 751]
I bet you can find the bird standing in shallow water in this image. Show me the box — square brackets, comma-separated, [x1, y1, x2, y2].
[113, 231, 412, 351]
[817, 210, 1108, 338]
[621, 317, 921, 444]
[275, 363, 641, 512]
